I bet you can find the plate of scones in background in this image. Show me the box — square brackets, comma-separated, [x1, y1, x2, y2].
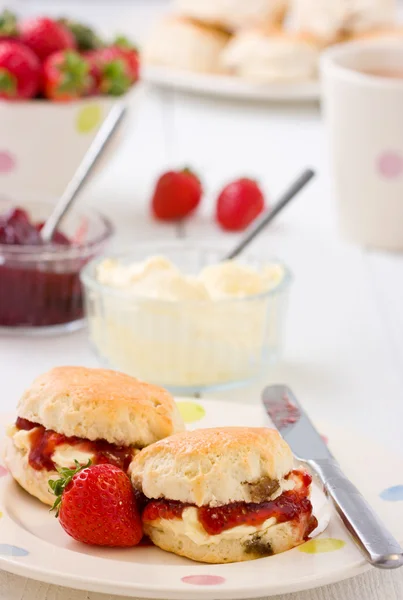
[142, 0, 403, 101]
[0, 366, 402, 598]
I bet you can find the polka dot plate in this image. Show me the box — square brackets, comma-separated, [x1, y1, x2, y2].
[0, 399, 402, 599]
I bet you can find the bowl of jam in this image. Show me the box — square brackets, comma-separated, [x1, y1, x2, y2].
[0, 199, 113, 334]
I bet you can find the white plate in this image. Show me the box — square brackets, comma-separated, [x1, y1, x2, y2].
[0, 399, 402, 599]
[144, 66, 321, 102]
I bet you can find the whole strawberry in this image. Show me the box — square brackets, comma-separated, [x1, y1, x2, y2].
[43, 50, 92, 101]
[50, 461, 143, 547]
[21, 16, 75, 62]
[86, 47, 132, 96]
[0, 41, 41, 99]
[152, 168, 203, 221]
[216, 178, 266, 231]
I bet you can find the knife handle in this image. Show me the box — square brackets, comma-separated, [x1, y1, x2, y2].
[308, 459, 403, 569]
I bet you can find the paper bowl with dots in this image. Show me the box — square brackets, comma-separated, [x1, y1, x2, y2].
[0, 11, 141, 198]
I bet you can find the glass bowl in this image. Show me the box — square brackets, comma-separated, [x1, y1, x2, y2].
[81, 242, 292, 395]
[0, 199, 114, 335]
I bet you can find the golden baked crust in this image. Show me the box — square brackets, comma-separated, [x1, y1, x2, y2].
[129, 427, 294, 506]
[17, 367, 184, 446]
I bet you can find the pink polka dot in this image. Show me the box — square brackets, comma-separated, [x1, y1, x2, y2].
[377, 151, 403, 178]
[321, 434, 329, 444]
[0, 151, 16, 174]
[0, 466, 7, 477]
[182, 575, 226, 586]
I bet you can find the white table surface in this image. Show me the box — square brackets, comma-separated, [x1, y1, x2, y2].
[1, 1, 403, 599]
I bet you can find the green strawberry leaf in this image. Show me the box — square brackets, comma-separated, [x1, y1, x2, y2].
[56, 51, 91, 94]
[0, 9, 18, 37]
[59, 18, 104, 51]
[101, 59, 131, 96]
[0, 69, 16, 96]
[49, 459, 91, 517]
[113, 35, 138, 52]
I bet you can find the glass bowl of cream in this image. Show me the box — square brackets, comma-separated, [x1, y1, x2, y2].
[81, 242, 292, 395]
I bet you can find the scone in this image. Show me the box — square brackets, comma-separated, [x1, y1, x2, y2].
[4, 367, 184, 505]
[173, 0, 289, 31]
[221, 28, 322, 83]
[130, 427, 318, 563]
[289, 0, 397, 44]
[143, 16, 230, 74]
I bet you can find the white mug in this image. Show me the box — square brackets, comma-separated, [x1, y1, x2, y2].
[321, 41, 403, 251]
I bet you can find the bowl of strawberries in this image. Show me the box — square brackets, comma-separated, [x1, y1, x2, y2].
[0, 9, 141, 198]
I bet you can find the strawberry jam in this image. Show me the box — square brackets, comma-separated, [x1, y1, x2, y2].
[0, 207, 88, 328]
[142, 470, 317, 537]
[15, 418, 133, 472]
[143, 499, 189, 522]
[198, 492, 313, 535]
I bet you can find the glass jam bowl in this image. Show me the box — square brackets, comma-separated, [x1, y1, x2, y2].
[0, 199, 113, 335]
[81, 242, 292, 395]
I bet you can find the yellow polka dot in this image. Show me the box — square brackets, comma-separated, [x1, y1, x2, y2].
[0, 512, 3, 519]
[76, 104, 102, 134]
[299, 538, 345, 554]
[177, 402, 206, 424]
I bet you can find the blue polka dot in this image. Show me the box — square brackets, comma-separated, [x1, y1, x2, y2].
[380, 486, 403, 502]
[0, 544, 29, 557]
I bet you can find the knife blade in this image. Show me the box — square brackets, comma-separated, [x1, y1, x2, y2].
[262, 384, 403, 570]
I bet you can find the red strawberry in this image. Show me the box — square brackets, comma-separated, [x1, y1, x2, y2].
[50, 462, 143, 547]
[21, 17, 75, 62]
[86, 47, 132, 96]
[43, 50, 92, 101]
[216, 178, 266, 231]
[112, 36, 140, 83]
[152, 168, 203, 221]
[0, 41, 41, 99]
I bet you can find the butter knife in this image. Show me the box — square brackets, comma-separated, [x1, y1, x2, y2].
[262, 384, 403, 569]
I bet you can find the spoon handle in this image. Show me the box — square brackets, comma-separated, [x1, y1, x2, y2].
[224, 168, 315, 261]
[41, 102, 126, 244]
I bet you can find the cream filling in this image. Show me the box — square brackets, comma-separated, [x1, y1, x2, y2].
[10, 426, 95, 470]
[271, 476, 296, 499]
[158, 507, 278, 545]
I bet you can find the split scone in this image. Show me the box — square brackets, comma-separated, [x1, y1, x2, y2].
[173, 0, 289, 32]
[289, 0, 397, 44]
[4, 367, 184, 505]
[130, 428, 318, 563]
[221, 28, 322, 82]
[143, 16, 231, 74]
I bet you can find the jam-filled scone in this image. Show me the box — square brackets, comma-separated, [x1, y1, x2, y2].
[129, 427, 318, 563]
[4, 367, 184, 505]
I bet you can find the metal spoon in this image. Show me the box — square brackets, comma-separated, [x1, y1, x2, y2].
[40, 102, 127, 244]
[224, 168, 315, 260]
